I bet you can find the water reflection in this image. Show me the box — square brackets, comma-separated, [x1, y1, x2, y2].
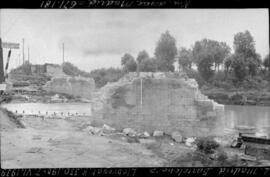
[224, 105, 270, 136]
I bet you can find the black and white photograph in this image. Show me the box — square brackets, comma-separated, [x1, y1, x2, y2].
[0, 8, 269, 168]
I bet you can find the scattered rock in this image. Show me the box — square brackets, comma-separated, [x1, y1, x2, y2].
[137, 131, 150, 138]
[85, 126, 102, 135]
[103, 124, 115, 131]
[102, 124, 116, 134]
[123, 128, 136, 137]
[185, 137, 196, 146]
[143, 131, 150, 138]
[153, 130, 164, 137]
[171, 131, 183, 143]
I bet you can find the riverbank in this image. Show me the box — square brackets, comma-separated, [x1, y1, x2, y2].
[201, 87, 270, 106]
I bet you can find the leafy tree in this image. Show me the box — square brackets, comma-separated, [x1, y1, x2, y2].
[136, 50, 149, 64]
[234, 30, 256, 56]
[121, 53, 137, 72]
[90, 67, 124, 88]
[192, 39, 216, 81]
[139, 58, 157, 72]
[154, 31, 177, 72]
[178, 47, 192, 72]
[62, 62, 92, 77]
[263, 54, 270, 72]
[213, 42, 231, 71]
[231, 53, 247, 82]
[233, 30, 261, 78]
[136, 50, 150, 72]
[224, 55, 233, 79]
[197, 58, 215, 82]
[246, 54, 262, 76]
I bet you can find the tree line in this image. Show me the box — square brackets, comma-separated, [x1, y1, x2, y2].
[120, 30, 269, 85]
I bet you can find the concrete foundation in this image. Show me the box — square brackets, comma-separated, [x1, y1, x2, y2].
[91, 72, 224, 137]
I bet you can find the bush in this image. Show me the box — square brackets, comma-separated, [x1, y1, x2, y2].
[195, 137, 220, 154]
[62, 62, 92, 78]
[90, 68, 124, 88]
[211, 80, 234, 90]
[10, 61, 31, 75]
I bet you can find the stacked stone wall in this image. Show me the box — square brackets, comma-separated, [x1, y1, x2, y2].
[92, 72, 224, 137]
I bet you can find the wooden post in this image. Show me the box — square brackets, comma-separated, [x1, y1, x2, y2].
[22, 38, 25, 64]
[0, 38, 4, 83]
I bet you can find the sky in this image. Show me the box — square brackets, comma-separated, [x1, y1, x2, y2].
[0, 9, 269, 72]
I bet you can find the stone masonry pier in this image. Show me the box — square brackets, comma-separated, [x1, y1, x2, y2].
[91, 72, 224, 137]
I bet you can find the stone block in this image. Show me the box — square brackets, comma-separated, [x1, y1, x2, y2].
[123, 128, 137, 137]
[171, 131, 183, 143]
[153, 130, 164, 137]
[206, 111, 216, 117]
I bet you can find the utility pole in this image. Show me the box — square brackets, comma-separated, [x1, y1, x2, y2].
[28, 46, 30, 63]
[62, 43, 64, 64]
[0, 38, 4, 83]
[22, 38, 25, 64]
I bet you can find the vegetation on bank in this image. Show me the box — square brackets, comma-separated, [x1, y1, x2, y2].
[169, 137, 247, 167]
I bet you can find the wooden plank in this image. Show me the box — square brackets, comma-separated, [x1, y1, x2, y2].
[242, 135, 270, 145]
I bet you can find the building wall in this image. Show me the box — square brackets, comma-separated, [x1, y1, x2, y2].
[43, 76, 95, 99]
[45, 64, 64, 76]
[31, 65, 46, 75]
[92, 73, 224, 137]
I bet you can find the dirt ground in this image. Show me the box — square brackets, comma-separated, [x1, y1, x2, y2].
[0, 110, 166, 168]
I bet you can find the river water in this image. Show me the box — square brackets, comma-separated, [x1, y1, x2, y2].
[224, 105, 270, 136]
[1, 103, 92, 116]
[1, 103, 269, 136]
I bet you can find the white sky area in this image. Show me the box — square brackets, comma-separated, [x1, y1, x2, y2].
[0, 9, 269, 72]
